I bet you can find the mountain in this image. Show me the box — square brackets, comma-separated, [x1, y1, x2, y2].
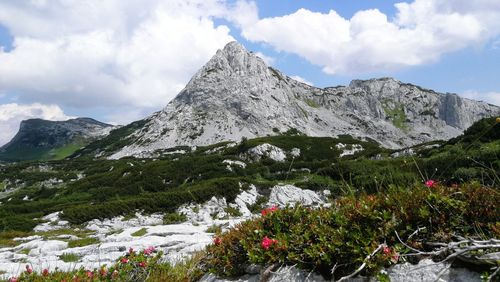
[81, 41, 500, 159]
[0, 117, 114, 161]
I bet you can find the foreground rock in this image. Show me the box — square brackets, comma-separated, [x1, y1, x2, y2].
[0, 185, 329, 279]
[200, 259, 482, 282]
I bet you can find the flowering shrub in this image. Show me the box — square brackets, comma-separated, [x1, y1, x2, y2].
[205, 183, 499, 280]
[425, 179, 436, 188]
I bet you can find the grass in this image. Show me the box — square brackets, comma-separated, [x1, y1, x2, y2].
[44, 143, 83, 160]
[304, 98, 320, 108]
[67, 237, 99, 248]
[382, 101, 408, 131]
[18, 248, 31, 255]
[59, 252, 81, 263]
[121, 213, 137, 221]
[35, 228, 95, 240]
[0, 231, 32, 247]
[131, 227, 148, 237]
[205, 224, 222, 234]
[147, 251, 205, 281]
[224, 206, 242, 217]
[163, 212, 187, 225]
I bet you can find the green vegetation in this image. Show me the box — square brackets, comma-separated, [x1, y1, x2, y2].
[205, 183, 499, 279]
[59, 252, 81, 263]
[131, 228, 148, 237]
[163, 212, 187, 225]
[382, 101, 408, 130]
[45, 143, 83, 160]
[206, 224, 222, 234]
[224, 206, 242, 217]
[304, 98, 320, 108]
[67, 237, 99, 248]
[0, 117, 498, 281]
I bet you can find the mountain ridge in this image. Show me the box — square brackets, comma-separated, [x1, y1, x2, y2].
[76, 41, 500, 159]
[0, 117, 114, 161]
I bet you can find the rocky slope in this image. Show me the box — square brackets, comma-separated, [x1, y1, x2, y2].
[81, 41, 499, 159]
[0, 118, 114, 161]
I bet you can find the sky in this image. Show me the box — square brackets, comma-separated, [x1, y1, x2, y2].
[0, 0, 500, 146]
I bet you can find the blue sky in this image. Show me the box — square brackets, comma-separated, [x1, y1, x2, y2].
[0, 0, 499, 145]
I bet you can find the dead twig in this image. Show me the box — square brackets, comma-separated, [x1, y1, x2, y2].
[336, 244, 384, 282]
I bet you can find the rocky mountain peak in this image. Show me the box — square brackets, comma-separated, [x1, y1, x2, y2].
[189, 41, 269, 83]
[94, 41, 499, 159]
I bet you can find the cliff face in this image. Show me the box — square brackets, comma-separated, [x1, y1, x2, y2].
[98, 42, 499, 159]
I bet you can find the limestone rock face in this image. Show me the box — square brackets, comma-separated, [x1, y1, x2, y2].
[106, 42, 499, 159]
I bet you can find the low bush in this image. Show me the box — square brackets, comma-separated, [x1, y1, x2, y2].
[163, 212, 187, 225]
[59, 252, 81, 263]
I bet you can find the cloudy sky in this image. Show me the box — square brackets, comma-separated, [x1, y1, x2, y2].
[0, 0, 500, 146]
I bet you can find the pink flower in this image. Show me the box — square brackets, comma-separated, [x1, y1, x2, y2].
[86, 271, 94, 278]
[138, 262, 147, 268]
[383, 246, 392, 255]
[144, 246, 156, 255]
[42, 268, 49, 276]
[261, 236, 279, 250]
[8, 277, 17, 282]
[391, 253, 400, 263]
[25, 265, 33, 274]
[213, 237, 222, 246]
[121, 257, 129, 264]
[425, 180, 436, 188]
[128, 247, 134, 254]
[261, 206, 279, 216]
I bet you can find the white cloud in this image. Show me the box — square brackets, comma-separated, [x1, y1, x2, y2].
[290, 75, 313, 86]
[461, 90, 500, 106]
[239, 0, 500, 74]
[254, 52, 275, 65]
[0, 0, 238, 112]
[0, 103, 72, 146]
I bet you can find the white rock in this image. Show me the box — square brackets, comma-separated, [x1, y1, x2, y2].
[247, 144, 287, 162]
[230, 185, 259, 217]
[268, 185, 324, 207]
[387, 259, 481, 282]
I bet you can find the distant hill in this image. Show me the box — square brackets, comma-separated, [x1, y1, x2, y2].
[0, 118, 114, 161]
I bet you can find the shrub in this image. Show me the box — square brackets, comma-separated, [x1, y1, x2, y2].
[204, 184, 499, 279]
[163, 212, 187, 225]
[59, 252, 81, 263]
[224, 206, 242, 217]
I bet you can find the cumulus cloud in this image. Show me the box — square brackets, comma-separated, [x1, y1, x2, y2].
[0, 0, 238, 113]
[239, 0, 500, 74]
[290, 75, 313, 86]
[461, 90, 500, 106]
[0, 103, 72, 146]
